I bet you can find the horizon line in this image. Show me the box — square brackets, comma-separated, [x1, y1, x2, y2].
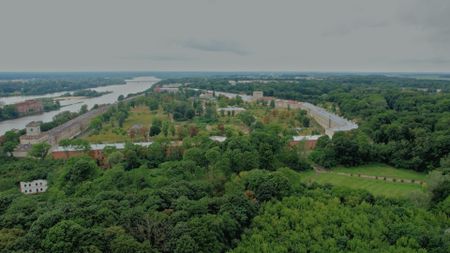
[0, 70, 449, 74]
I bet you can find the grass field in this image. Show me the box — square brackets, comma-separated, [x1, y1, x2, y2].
[84, 106, 170, 143]
[332, 163, 426, 181]
[299, 170, 425, 198]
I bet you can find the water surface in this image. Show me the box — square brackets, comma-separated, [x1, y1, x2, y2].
[0, 77, 159, 135]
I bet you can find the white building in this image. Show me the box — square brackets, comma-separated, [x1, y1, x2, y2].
[20, 179, 48, 194]
[252, 91, 264, 100]
[217, 106, 246, 116]
[292, 135, 322, 142]
[209, 136, 227, 143]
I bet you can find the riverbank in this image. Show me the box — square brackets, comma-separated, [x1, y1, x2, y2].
[0, 98, 61, 123]
[0, 77, 160, 135]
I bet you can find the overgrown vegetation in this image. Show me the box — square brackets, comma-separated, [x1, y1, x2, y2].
[187, 76, 450, 172]
[1, 76, 449, 253]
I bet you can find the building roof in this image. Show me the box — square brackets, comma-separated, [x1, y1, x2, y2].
[20, 179, 47, 184]
[292, 135, 322, 142]
[15, 99, 42, 106]
[14, 144, 32, 152]
[52, 142, 153, 152]
[258, 96, 275, 101]
[209, 136, 227, 143]
[20, 133, 47, 140]
[217, 106, 246, 111]
[26, 121, 42, 127]
[47, 105, 108, 135]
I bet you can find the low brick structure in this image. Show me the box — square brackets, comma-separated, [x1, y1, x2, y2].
[19, 121, 48, 145]
[14, 100, 44, 116]
[154, 87, 179, 93]
[13, 106, 110, 157]
[52, 142, 153, 165]
[275, 99, 302, 109]
[47, 105, 109, 146]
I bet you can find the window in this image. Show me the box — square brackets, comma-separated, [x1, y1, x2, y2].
[41, 188, 43, 191]
[24, 190, 27, 193]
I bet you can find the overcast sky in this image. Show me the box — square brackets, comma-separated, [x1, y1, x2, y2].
[0, 0, 449, 72]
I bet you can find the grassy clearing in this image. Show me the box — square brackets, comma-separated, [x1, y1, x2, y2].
[332, 163, 426, 181]
[123, 106, 154, 128]
[245, 106, 322, 135]
[84, 127, 129, 143]
[84, 106, 170, 143]
[299, 170, 424, 198]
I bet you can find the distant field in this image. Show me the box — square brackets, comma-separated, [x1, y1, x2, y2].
[299, 170, 425, 198]
[296, 164, 427, 198]
[332, 163, 426, 181]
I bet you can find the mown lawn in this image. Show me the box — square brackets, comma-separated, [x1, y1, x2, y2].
[298, 170, 425, 198]
[331, 163, 426, 181]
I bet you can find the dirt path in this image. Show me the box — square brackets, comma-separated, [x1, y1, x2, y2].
[312, 165, 425, 185]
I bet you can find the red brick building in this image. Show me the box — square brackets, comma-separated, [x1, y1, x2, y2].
[51, 142, 153, 166]
[52, 149, 106, 163]
[14, 100, 44, 115]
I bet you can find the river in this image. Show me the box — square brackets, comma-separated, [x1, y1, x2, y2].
[0, 76, 159, 135]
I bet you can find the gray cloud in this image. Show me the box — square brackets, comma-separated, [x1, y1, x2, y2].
[120, 54, 193, 62]
[399, 0, 450, 43]
[322, 19, 390, 37]
[0, 0, 449, 72]
[180, 39, 250, 56]
[397, 57, 450, 65]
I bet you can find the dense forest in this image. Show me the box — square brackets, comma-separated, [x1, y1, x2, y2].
[0, 78, 449, 252]
[0, 145, 448, 252]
